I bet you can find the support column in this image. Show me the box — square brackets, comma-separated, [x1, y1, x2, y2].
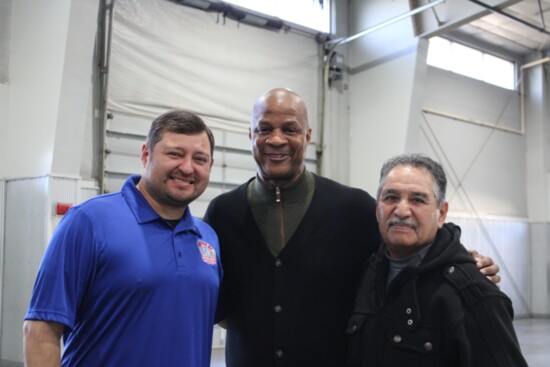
[525, 55, 550, 316]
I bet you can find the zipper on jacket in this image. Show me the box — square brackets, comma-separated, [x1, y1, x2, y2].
[274, 186, 285, 250]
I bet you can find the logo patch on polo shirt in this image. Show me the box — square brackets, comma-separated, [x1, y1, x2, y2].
[197, 240, 217, 265]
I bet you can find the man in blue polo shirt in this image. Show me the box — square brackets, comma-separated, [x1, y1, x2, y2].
[23, 110, 222, 367]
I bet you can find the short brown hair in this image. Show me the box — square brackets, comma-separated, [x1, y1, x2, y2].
[146, 109, 215, 156]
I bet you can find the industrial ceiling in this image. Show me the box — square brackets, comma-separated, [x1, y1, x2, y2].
[451, 0, 550, 58]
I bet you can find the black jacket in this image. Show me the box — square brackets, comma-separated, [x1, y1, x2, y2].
[347, 223, 528, 366]
[204, 175, 380, 367]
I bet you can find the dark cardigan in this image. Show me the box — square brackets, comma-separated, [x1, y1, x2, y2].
[204, 174, 381, 367]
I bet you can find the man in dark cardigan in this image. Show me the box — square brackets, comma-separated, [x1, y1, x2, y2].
[204, 88, 500, 367]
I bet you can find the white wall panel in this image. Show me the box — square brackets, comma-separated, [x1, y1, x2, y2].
[108, 112, 152, 135]
[222, 131, 252, 150]
[447, 214, 531, 316]
[212, 324, 226, 349]
[1, 175, 93, 362]
[529, 222, 550, 316]
[1, 177, 49, 362]
[220, 151, 255, 171]
[0, 0, 10, 83]
[347, 0, 422, 194]
[48, 176, 80, 237]
[105, 153, 143, 176]
[188, 187, 236, 218]
[420, 67, 526, 217]
[79, 179, 100, 203]
[209, 166, 225, 184]
[50, 0, 98, 177]
[106, 134, 143, 155]
[0, 84, 8, 160]
[210, 166, 254, 186]
[199, 187, 226, 202]
[0, 180, 5, 346]
[104, 175, 130, 195]
[3, 0, 71, 178]
[189, 200, 211, 220]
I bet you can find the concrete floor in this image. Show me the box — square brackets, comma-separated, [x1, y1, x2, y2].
[2, 318, 548, 366]
[513, 318, 550, 367]
[210, 318, 550, 367]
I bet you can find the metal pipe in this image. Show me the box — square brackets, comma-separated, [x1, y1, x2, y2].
[318, 0, 445, 175]
[422, 107, 523, 134]
[324, 0, 445, 51]
[522, 56, 550, 70]
[97, 0, 116, 194]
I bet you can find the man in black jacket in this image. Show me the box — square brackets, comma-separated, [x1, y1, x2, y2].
[204, 88, 501, 367]
[347, 154, 527, 366]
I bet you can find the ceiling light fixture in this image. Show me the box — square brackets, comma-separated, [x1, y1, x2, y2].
[177, 0, 224, 12]
[223, 6, 283, 30]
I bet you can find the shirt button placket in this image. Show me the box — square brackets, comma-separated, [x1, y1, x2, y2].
[274, 258, 284, 364]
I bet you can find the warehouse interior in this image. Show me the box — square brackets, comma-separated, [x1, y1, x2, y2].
[1, 0, 550, 365]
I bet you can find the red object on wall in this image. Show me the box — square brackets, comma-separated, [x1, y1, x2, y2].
[56, 203, 72, 216]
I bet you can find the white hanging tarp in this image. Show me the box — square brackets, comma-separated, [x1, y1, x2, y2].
[108, 0, 321, 134]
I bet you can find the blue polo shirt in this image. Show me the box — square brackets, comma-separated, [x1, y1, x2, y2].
[25, 175, 222, 367]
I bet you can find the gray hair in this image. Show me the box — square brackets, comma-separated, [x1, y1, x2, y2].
[377, 153, 447, 206]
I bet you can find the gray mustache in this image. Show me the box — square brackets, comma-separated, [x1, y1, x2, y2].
[388, 218, 418, 230]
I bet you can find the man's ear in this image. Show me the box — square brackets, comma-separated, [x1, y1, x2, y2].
[375, 202, 382, 224]
[141, 143, 149, 167]
[437, 201, 449, 228]
[305, 127, 312, 145]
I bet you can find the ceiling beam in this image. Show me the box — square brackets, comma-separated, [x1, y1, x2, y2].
[469, 0, 550, 36]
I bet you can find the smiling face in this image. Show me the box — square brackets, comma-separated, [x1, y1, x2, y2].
[376, 165, 448, 259]
[249, 89, 312, 187]
[138, 131, 213, 219]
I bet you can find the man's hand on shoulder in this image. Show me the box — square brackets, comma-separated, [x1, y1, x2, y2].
[469, 249, 501, 284]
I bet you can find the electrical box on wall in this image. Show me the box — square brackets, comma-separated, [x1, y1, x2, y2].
[328, 51, 344, 87]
